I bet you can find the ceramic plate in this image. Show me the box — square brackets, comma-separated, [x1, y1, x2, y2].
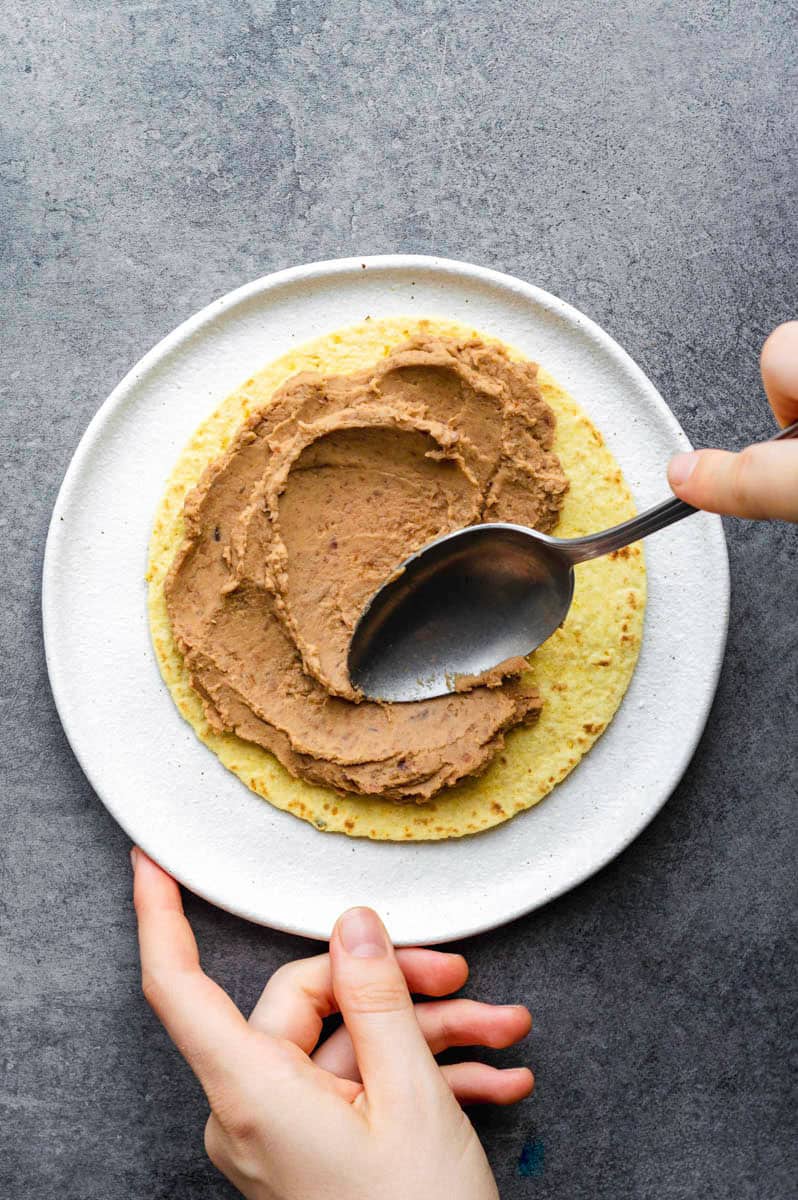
[43, 255, 729, 944]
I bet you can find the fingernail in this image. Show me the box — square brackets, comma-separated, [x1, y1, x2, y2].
[129, 846, 139, 870]
[339, 907, 388, 958]
[668, 452, 698, 487]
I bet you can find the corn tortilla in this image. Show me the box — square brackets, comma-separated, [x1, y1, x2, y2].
[146, 317, 645, 840]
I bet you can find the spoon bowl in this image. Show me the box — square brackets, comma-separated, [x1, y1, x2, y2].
[347, 524, 575, 702]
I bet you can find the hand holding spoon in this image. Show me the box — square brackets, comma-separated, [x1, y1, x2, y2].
[348, 419, 798, 702]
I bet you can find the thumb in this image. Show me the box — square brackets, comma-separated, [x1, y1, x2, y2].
[761, 321, 798, 428]
[329, 907, 440, 1108]
[667, 441, 798, 521]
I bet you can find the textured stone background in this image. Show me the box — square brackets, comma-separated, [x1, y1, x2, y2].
[2, 2, 796, 1197]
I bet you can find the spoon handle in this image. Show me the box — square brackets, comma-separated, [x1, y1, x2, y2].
[558, 418, 798, 565]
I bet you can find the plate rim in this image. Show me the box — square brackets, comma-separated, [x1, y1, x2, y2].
[42, 254, 730, 942]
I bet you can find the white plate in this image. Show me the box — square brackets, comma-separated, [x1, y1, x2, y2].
[43, 255, 729, 944]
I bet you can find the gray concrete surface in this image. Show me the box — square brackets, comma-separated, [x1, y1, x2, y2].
[2, 2, 796, 1197]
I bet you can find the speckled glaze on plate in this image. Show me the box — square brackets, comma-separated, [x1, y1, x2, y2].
[42, 255, 729, 944]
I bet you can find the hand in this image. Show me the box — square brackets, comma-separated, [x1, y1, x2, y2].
[667, 320, 798, 520]
[131, 847, 533, 1200]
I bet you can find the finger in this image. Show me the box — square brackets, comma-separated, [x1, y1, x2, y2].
[132, 847, 251, 1094]
[440, 1062, 535, 1107]
[397, 947, 469, 996]
[667, 442, 798, 521]
[761, 320, 798, 427]
[313, 999, 531, 1079]
[329, 907, 440, 1106]
[249, 948, 468, 1053]
[410, 999, 531, 1055]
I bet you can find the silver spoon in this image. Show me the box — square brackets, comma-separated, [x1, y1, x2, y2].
[348, 419, 798, 702]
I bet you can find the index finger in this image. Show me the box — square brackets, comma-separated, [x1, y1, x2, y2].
[761, 321, 798, 427]
[132, 847, 251, 1098]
